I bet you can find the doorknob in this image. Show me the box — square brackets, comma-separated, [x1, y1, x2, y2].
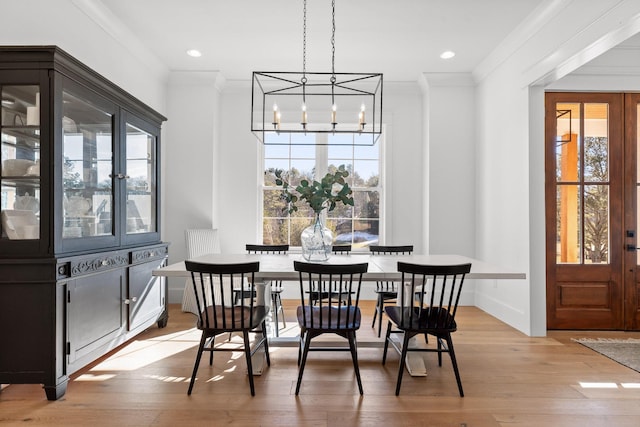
[626, 244, 639, 252]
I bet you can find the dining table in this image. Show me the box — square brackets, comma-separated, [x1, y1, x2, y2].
[153, 252, 526, 376]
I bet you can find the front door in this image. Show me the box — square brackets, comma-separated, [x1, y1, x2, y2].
[545, 92, 640, 330]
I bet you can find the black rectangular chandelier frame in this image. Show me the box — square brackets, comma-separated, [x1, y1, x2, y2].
[251, 71, 383, 146]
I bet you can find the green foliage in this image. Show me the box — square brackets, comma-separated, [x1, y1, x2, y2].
[274, 165, 355, 215]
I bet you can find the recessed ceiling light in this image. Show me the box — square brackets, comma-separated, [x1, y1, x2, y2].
[186, 49, 202, 58]
[440, 50, 455, 59]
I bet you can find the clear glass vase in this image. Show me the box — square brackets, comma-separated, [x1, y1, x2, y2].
[301, 213, 333, 262]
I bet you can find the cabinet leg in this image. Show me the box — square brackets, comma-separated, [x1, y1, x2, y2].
[157, 310, 169, 328]
[43, 378, 68, 401]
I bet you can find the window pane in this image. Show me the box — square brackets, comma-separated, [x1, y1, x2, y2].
[328, 144, 353, 159]
[291, 143, 315, 159]
[263, 189, 287, 216]
[584, 185, 609, 264]
[289, 159, 315, 186]
[264, 144, 289, 158]
[353, 160, 379, 187]
[263, 218, 288, 245]
[354, 144, 378, 159]
[584, 103, 608, 182]
[354, 190, 379, 219]
[556, 103, 580, 183]
[556, 184, 580, 264]
[265, 132, 289, 145]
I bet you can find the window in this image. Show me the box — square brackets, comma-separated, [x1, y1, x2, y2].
[262, 131, 382, 249]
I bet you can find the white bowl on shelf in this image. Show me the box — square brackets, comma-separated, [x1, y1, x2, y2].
[2, 159, 36, 176]
[1, 210, 39, 240]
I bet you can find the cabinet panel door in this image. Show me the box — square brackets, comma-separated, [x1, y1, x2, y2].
[58, 75, 119, 253]
[67, 269, 125, 367]
[128, 258, 166, 331]
[120, 111, 161, 246]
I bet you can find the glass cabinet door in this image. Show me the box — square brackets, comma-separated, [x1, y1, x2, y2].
[62, 90, 114, 240]
[1, 84, 41, 241]
[124, 122, 156, 235]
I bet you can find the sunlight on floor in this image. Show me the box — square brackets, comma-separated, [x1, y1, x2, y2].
[579, 381, 640, 389]
[73, 326, 282, 382]
[84, 328, 201, 374]
[579, 382, 619, 388]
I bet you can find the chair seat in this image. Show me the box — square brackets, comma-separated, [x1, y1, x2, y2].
[374, 290, 397, 299]
[297, 305, 361, 330]
[384, 306, 457, 332]
[198, 305, 269, 331]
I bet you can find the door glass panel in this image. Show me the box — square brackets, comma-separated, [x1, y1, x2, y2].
[584, 185, 609, 263]
[584, 103, 609, 182]
[1, 85, 41, 240]
[556, 185, 581, 264]
[62, 91, 113, 238]
[555, 102, 611, 264]
[556, 103, 580, 182]
[125, 123, 155, 234]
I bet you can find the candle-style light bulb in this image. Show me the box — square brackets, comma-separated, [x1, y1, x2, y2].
[301, 103, 307, 126]
[331, 103, 337, 124]
[359, 103, 366, 130]
[273, 104, 278, 125]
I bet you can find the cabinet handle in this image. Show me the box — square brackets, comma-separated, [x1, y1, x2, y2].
[116, 173, 130, 179]
[124, 297, 138, 305]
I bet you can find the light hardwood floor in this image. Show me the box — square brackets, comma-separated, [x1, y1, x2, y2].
[2, 302, 640, 426]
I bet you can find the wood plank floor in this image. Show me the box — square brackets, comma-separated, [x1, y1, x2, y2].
[2, 302, 640, 426]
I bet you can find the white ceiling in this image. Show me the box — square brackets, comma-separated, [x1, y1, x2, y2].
[99, 0, 542, 82]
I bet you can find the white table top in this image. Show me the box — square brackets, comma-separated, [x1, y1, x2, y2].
[153, 253, 526, 281]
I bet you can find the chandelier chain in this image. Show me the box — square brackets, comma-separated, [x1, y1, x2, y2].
[302, 0, 307, 78]
[331, 0, 336, 78]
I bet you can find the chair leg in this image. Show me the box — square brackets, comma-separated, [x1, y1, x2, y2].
[188, 333, 207, 395]
[209, 336, 215, 365]
[278, 294, 286, 328]
[262, 320, 271, 367]
[243, 330, 256, 396]
[437, 338, 443, 366]
[395, 331, 412, 396]
[371, 296, 379, 328]
[295, 332, 313, 395]
[347, 331, 363, 395]
[271, 293, 280, 337]
[376, 299, 385, 338]
[297, 330, 305, 366]
[446, 335, 464, 397]
[382, 320, 392, 365]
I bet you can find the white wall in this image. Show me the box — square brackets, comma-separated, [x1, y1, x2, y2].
[422, 73, 476, 258]
[164, 71, 224, 303]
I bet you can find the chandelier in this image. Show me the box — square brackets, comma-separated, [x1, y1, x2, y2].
[251, 0, 383, 146]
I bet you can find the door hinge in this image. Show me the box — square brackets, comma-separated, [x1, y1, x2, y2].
[66, 342, 71, 355]
[67, 290, 71, 303]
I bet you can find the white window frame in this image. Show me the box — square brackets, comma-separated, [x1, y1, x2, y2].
[259, 128, 385, 251]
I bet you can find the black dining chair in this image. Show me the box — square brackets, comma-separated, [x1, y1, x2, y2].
[369, 245, 414, 337]
[382, 262, 471, 396]
[185, 260, 270, 396]
[294, 260, 368, 395]
[244, 244, 289, 336]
